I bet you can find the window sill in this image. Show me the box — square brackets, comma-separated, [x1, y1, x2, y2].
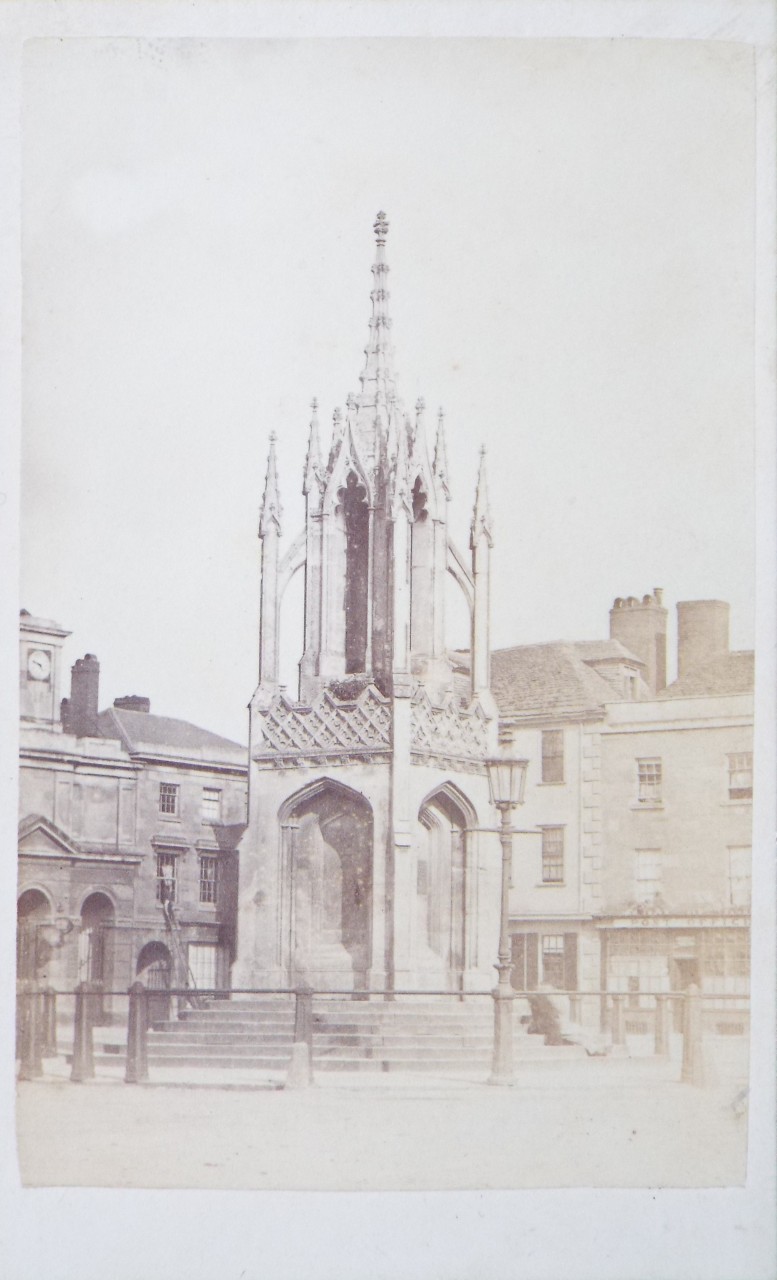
[535, 882, 566, 888]
[630, 803, 664, 812]
[721, 798, 752, 807]
[536, 782, 566, 788]
[158, 814, 182, 823]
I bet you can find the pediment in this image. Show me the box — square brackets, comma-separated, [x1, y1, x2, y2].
[18, 814, 81, 857]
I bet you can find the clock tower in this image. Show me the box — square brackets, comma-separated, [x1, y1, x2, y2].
[19, 610, 71, 725]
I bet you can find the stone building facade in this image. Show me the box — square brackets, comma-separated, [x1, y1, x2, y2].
[234, 213, 502, 993]
[18, 610, 248, 1012]
[491, 592, 753, 1025]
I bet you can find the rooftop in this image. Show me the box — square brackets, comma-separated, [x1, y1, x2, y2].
[660, 650, 754, 699]
[489, 639, 645, 720]
[98, 707, 247, 760]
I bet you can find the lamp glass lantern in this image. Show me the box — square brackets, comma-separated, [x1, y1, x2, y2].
[486, 756, 528, 810]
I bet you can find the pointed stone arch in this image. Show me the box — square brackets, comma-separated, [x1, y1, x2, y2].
[418, 780, 479, 830]
[414, 782, 477, 987]
[279, 777, 374, 990]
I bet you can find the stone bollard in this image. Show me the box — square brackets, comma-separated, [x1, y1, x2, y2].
[610, 993, 625, 1047]
[42, 987, 57, 1058]
[681, 984, 706, 1087]
[125, 982, 149, 1084]
[18, 984, 43, 1081]
[654, 993, 670, 1058]
[285, 983, 314, 1089]
[71, 982, 95, 1082]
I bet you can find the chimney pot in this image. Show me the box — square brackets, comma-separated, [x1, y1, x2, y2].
[676, 600, 729, 679]
[113, 695, 151, 714]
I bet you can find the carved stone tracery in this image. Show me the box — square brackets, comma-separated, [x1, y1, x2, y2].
[255, 685, 391, 762]
[410, 689, 489, 762]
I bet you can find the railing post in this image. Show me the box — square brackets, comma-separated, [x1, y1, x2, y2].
[569, 993, 581, 1024]
[42, 987, 57, 1058]
[18, 983, 43, 1081]
[611, 993, 625, 1047]
[681, 984, 706, 1086]
[654, 993, 670, 1058]
[285, 983, 314, 1089]
[489, 984, 516, 1084]
[71, 982, 95, 1082]
[91, 979, 106, 1026]
[125, 981, 149, 1084]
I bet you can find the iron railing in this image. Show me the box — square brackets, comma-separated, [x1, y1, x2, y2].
[16, 982, 749, 1091]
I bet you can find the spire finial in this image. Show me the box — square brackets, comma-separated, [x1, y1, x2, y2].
[303, 399, 322, 497]
[434, 405, 450, 498]
[358, 210, 398, 421]
[260, 433, 282, 536]
[470, 445, 493, 548]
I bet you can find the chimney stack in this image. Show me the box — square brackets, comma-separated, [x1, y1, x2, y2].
[609, 589, 667, 694]
[676, 600, 729, 678]
[61, 654, 100, 737]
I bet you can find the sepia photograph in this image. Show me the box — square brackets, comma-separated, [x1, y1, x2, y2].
[3, 6, 775, 1280]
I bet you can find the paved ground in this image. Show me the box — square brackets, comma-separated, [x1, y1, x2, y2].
[16, 1053, 749, 1190]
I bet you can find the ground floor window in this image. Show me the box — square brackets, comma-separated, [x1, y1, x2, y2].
[188, 942, 218, 989]
[701, 929, 750, 980]
[511, 931, 578, 991]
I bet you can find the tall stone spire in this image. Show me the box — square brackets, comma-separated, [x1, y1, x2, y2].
[259, 432, 282, 536]
[357, 211, 399, 435]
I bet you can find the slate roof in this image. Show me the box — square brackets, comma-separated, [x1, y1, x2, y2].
[490, 640, 644, 720]
[98, 707, 247, 758]
[660, 651, 754, 699]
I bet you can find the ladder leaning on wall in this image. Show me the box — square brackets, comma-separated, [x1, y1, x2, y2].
[162, 896, 207, 1011]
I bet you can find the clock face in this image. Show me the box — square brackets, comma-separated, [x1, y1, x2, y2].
[27, 649, 51, 681]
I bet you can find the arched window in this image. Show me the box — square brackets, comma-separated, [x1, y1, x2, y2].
[341, 472, 370, 674]
[410, 477, 432, 657]
[17, 888, 52, 982]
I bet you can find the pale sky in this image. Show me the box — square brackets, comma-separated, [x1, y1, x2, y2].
[21, 37, 755, 743]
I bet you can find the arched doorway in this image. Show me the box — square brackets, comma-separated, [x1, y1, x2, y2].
[17, 888, 52, 982]
[79, 893, 115, 1023]
[416, 785, 475, 989]
[281, 780, 373, 990]
[136, 941, 173, 1025]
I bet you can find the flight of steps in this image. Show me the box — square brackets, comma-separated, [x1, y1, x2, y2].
[138, 995, 585, 1076]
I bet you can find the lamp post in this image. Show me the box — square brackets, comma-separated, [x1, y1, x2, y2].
[486, 753, 528, 1086]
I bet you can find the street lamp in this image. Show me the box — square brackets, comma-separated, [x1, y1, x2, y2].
[486, 753, 528, 1085]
